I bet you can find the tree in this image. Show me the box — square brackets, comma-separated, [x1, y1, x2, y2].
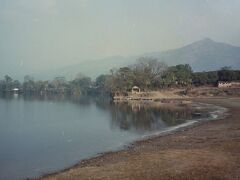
[4, 75, 12, 83]
[35, 81, 49, 92]
[51, 77, 67, 93]
[96, 74, 111, 92]
[132, 57, 167, 89]
[70, 74, 92, 95]
[218, 67, 234, 81]
[12, 80, 21, 88]
[24, 75, 34, 82]
[174, 64, 193, 86]
[161, 67, 177, 87]
[23, 75, 35, 92]
[4, 75, 13, 91]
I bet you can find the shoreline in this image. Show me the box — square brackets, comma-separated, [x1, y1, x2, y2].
[40, 101, 226, 178]
[40, 97, 240, 180]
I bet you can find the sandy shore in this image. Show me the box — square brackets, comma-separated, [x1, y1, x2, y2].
[41, 98, 240, 180]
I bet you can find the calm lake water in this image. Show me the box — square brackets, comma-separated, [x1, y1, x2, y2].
[0, 94, 214, 179]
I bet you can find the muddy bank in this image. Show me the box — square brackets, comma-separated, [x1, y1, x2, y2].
[42, 98, 240, 180]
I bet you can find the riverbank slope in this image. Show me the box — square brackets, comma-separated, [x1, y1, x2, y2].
[42, 98, 240, 180]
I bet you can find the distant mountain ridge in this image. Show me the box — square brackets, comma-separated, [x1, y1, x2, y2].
[144, 38, 240, 71]
[35, 38, 240, 80]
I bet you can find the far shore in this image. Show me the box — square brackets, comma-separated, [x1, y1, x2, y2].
[113, 87, 240, 102]
[40, 97, 240, 180]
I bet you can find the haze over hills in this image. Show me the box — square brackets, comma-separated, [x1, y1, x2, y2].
[35, 38, 240, 80]
[34, 55, 134, 80]
[144, 38, 240, 71]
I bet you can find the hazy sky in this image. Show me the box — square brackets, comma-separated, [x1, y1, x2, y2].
[0, 0, 240, 77]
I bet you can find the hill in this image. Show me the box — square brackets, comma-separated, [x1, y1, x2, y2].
[35, 38, 240, 80]
[144, 38, 240, 71]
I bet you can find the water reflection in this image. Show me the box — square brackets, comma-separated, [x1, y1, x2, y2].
[0, 94, 208, 133]
[108, 102, 206, 133]
[0, 94, 212, 179]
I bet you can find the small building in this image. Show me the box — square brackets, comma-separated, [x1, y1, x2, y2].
[12, 88, 19, 92]
[217, 81, 232, 88]
[12, 88, 19, 94]
[231, 81, 240, 87]
[131, 86, 140, 93]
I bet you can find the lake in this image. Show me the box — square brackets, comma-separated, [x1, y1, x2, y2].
[0, 94, 218, 179]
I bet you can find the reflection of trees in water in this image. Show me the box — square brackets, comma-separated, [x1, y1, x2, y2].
[0, 93, 93, 106]
[0, 94, 208, 134]
[109, 103, 201, 133]
[0, 94, 111, 107]
[94, 96, 112, 109]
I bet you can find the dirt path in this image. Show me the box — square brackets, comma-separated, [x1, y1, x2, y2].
[42, 98, 240, 180]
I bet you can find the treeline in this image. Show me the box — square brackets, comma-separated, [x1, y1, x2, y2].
[1, 57, 240, 95]
[95, 58, 240, 93]
[0, 74, 92, 95]
[192, 67, 240, 86]
[96, 58, 192, 92]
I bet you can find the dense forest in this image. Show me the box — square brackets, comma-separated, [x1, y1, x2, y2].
[0, 58, 240, 95]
